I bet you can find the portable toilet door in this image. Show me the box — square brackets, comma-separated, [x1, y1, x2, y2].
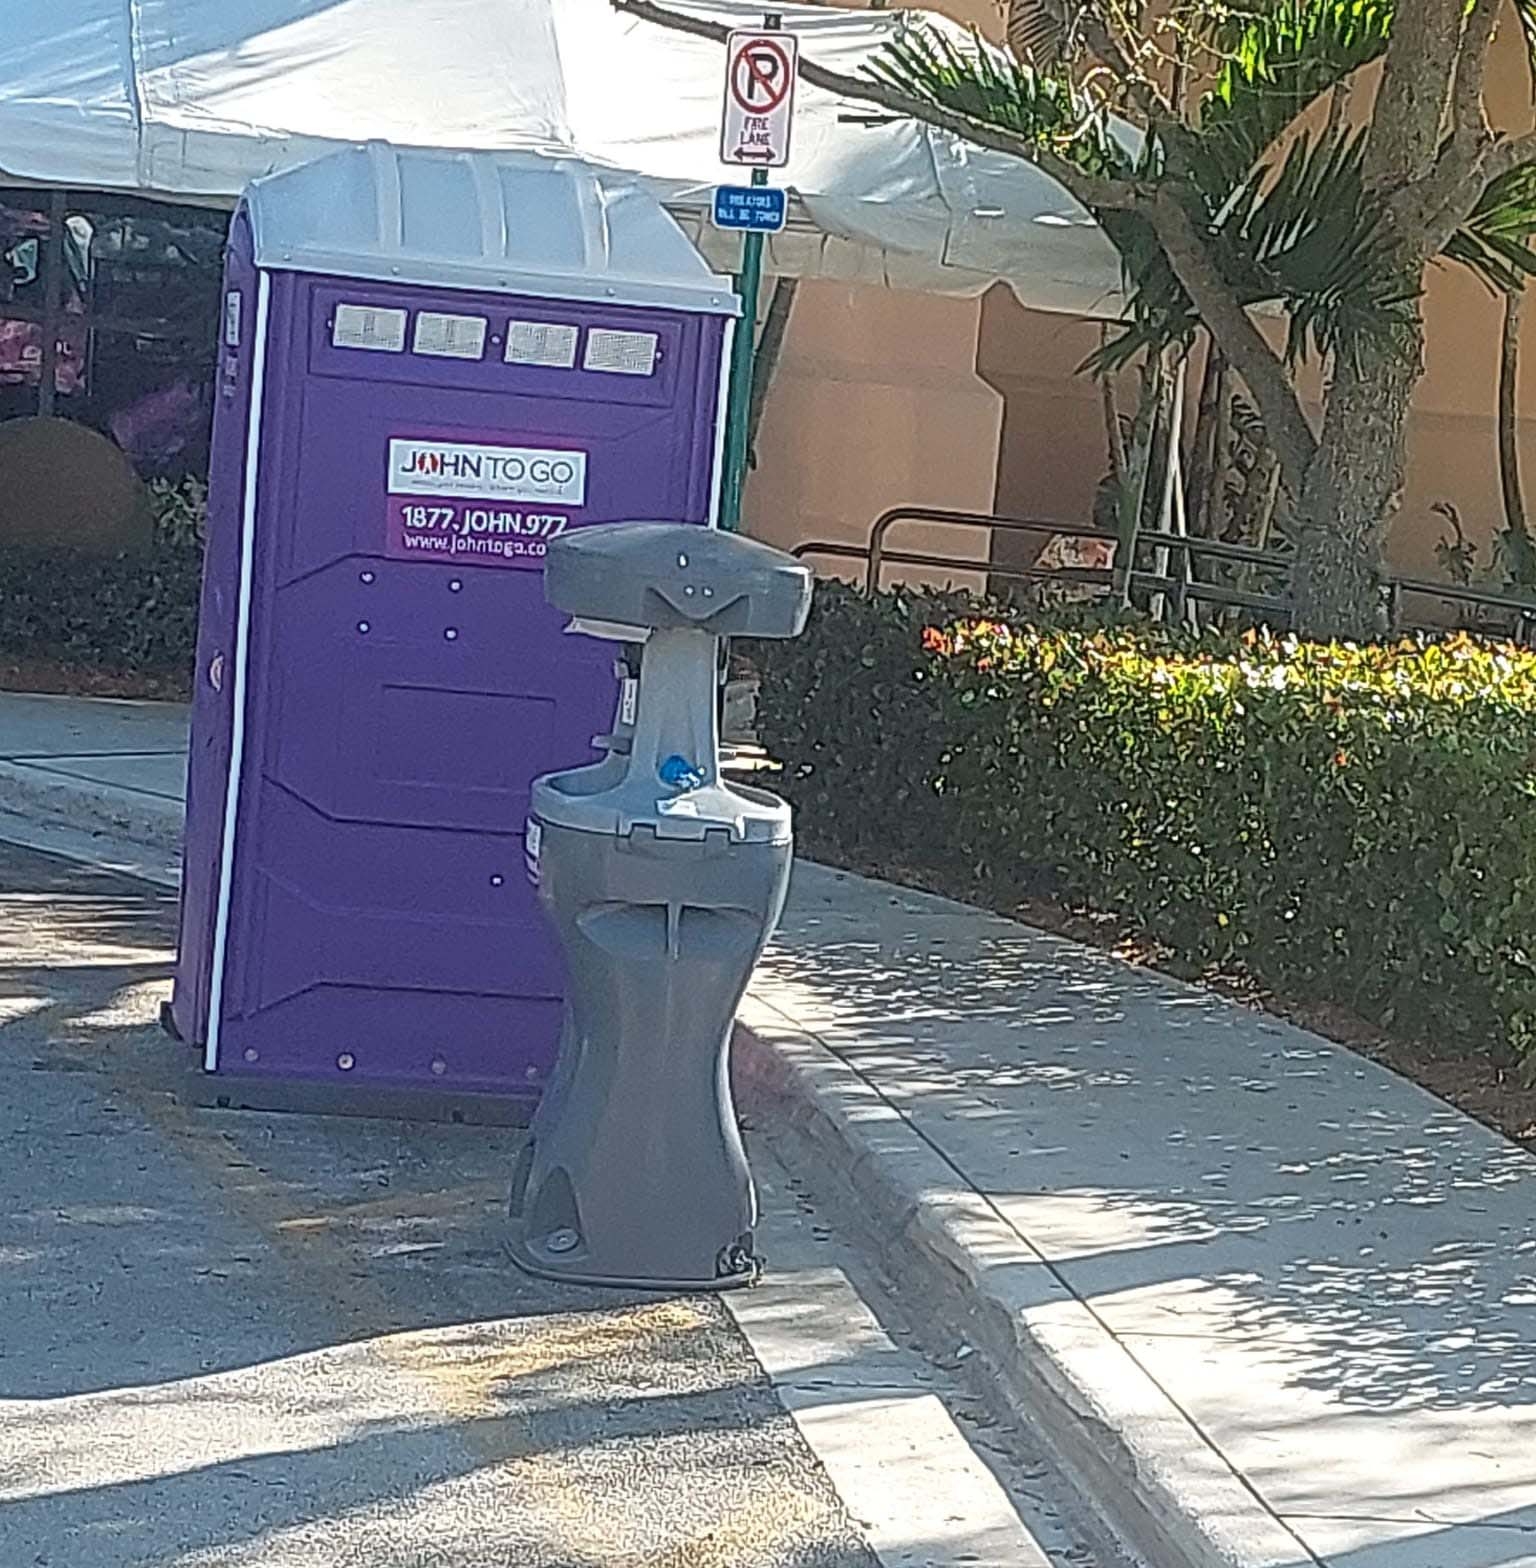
[169, 143, 739, 1118]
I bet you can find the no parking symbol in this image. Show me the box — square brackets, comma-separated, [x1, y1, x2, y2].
[720, 30, 798, 168]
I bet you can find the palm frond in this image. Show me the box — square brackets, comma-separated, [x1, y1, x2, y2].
[1515, 0, 1536, 84]
[868, 19, 1134, 179]
[1227, 128, 1414, 368]
[1090, 129, 1415, 375]
[1080, 211, 1193, 375]
[872, 15, 1413, 380]
[1197, 0, 1391, 191]
[1447, 160, 1536, 294]
[1006, 0, 1066, 67]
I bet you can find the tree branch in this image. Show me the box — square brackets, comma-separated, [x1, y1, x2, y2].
[1481, 127, 1536, 187]
[1419, 125, 1536, 253]
[1383, 1, 1510, 253]
[611, 0, 1145, 211]
[1365, 0, 1465, 188]
[1407, 0, 1503, 239]
[1023, 0, 1175, 125]
[1144, 190, 1318, 491]
[1450, 0, 1501, 148]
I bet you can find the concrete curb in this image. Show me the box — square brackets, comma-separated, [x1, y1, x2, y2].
[734, 995, 1310, 1568]
[0, 760, 185, 856]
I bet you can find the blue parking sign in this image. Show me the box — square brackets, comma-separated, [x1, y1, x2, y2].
[712, 185, 788, 234]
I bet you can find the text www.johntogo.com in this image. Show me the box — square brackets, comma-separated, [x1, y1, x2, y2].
[400, 533, 549, 559]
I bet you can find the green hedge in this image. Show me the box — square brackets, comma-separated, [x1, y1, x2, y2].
[0, 477, 205, 681]
[753, 583, 1536, 1067]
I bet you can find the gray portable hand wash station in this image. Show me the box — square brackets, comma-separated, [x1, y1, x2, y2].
[508, 523, 813, 1291]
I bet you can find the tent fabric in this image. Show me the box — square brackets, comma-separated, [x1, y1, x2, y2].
[0, 0, 1126, 316]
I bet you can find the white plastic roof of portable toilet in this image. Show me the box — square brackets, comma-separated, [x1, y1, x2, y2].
[244, 142, 739, 316]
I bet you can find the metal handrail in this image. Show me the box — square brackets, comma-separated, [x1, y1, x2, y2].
[789, 541, 1290, 618]
[792, 540, 1112, 588]
[1393, 574, 1536, 626]
[795, 505, 1536, 645]
[866, 505, 1288, 597]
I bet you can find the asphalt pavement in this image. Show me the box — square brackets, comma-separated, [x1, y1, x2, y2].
[0, 841, 878, 1568]
[0, 839, 1120, 1568]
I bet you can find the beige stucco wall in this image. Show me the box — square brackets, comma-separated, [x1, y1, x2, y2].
[977, 294, 1106, 543]
[738, 0, 1005, 589]
[741, 9, 1536, 596]
[973, 237, 1536, 586]
[743, 282, 1002, 592]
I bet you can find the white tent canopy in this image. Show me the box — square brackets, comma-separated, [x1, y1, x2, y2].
[3, 0, 1125, 315]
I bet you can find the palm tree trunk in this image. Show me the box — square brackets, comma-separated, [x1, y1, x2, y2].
[747, 279, 797, 469]
[1498, 289, 1536, 588]
[1185, 343, 1226, 540]
[1290, 319, 1423, 640]
[1114, 354, 1166, 605]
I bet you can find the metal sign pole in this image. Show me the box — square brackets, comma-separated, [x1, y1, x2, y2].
[719, 165, 767, 533]
[717, 13, 787, 533]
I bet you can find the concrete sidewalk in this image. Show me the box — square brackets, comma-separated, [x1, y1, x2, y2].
[0, 691, 187, 874]
[738, 868, 1536, 1568]
[5, 691, 1536, 1566]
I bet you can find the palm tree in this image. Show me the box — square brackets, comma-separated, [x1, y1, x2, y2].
[862, 0, 1536, 636]
[621, 0, 1536, 638]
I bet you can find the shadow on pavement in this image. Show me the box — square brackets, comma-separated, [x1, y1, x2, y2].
[0, 841, 880, 1568]
[760, 864, 1536, 1564]
[760, 919, 1536, 1417]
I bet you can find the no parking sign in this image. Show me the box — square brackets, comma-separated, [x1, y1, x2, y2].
[720, 30, 798, 167]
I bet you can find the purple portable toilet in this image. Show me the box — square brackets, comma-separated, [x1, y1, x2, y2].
[168, 143, 737, 1119]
